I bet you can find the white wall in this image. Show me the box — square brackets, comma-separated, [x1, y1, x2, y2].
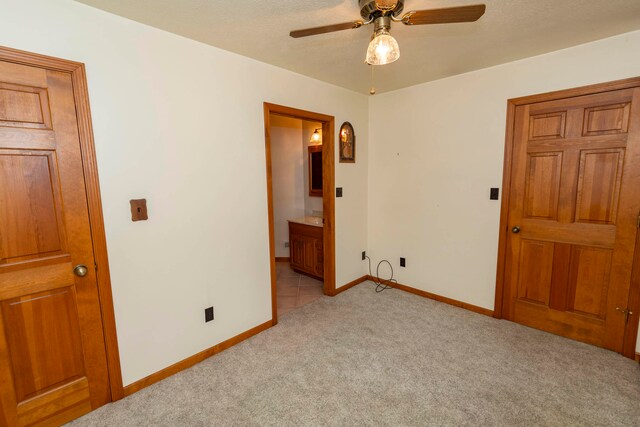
[270, 116, 305, 258]
[302, 121, 324, 216]
[0, 0, 369, 385]
[368, 30, 640, 351]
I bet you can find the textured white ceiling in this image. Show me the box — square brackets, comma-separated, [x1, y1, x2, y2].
[75, 0, 640, 94]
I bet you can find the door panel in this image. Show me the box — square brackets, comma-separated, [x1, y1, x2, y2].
[523, 152, 562, 220]
[528, 111, 566, 140]
[516, 240, 554, 305]
[0, 151, 66, 262]
[3, 288, 85, 402]
[566, 246, 611, 318]
[0, 61, 110, 425]
[574, 149, 624, 224]
[0, 83, 52, 130]
[504, 87, 640, 352]
[582, 103, 630, 136]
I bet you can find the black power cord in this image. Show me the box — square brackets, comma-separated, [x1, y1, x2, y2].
[366, 256, 397, 293]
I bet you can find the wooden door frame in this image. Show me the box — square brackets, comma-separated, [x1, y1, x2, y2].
[493, 76, 640, 359]
[0, 46, 124, 399]
[263, 103, 336, 325]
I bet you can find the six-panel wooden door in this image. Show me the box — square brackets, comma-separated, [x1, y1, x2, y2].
[0, 60, 111, 425]
[503, 87, 640, 351]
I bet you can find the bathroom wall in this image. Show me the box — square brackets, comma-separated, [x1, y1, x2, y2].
[270, 115, 305, 258]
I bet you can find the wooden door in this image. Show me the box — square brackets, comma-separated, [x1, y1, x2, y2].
[0, 60, 111, 425]
[503, 87, 640, 352]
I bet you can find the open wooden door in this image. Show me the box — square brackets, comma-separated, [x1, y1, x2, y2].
[497, 80, 640, 355]
[0, 49, 120, 425]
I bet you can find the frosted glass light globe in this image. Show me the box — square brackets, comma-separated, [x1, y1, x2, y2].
[365, 31, 400, 65]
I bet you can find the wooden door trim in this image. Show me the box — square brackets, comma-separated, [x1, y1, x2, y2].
[623, 217, 640, 358]
[0, 45, 124, 400]
[507, 77, 640, 106]
[263, 103, 336, 325]
[494, 76, 640, 359]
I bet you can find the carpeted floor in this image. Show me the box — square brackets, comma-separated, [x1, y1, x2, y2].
[69, 282, 640, 426]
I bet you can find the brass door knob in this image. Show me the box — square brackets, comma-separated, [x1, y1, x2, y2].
[73, 264, 89, 277]
[512, 226, 521, 234]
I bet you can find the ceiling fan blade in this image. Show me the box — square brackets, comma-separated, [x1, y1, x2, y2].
[402, 4, 486, 25]
[290, 21, 363, 38]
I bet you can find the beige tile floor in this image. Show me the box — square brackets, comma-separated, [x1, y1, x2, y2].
[276, 261, 324, 315]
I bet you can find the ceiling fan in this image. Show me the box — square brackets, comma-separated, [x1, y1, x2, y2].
[290, 1, 486, 66]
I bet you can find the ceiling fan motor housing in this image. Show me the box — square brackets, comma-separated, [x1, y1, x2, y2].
[373, 16, 392, 33]
[359, 0, 405, 20]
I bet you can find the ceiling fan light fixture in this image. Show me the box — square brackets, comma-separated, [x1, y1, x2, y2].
[365, 29, 400, 65]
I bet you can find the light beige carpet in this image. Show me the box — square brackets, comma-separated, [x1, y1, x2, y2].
[69, 282, 640, 426]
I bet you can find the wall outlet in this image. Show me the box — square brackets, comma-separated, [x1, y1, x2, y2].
[362, 251, 366, 260]
[490, 188, 500, 200]
[205, 306, 214, 322]
[336, 187, 343, 197]
[284, 241, 289, 248]
[400, 257, 406, 267]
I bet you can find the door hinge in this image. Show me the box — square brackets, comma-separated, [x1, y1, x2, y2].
[94, 262, 98, 271]
[616, 307, 633, 323]
[637, 214, 640, 228]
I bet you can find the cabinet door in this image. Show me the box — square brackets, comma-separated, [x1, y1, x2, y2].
[290, 236, 304, 269]
[314, 239, 324, 277]
[303, 237, 315, 271]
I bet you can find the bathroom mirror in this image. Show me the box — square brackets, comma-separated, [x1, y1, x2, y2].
[308, 145, 322, 197]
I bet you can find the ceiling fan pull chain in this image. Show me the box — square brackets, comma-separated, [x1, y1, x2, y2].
[370, 64, 376, 95]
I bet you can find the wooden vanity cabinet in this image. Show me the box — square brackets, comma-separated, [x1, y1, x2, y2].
[289, 222, 323, 279]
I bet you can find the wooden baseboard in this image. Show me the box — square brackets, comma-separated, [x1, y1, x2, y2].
[123, 319, 273, 396]
[636, 352, 640, 363]
[275, 257, 290, 262]
[333, 275, 368, 296]
[366, 275, 494, 317]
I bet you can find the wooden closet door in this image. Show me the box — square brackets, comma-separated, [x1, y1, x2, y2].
[0, 61, 110, 425]
[504, 87, 640, 351]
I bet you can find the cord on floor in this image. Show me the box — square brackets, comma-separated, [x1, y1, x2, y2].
[366, 256, 397, 293]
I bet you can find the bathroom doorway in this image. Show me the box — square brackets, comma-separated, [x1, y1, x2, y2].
[263, 103, 335, 324]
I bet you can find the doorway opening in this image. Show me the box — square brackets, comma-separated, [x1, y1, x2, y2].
[263, 103, 335, 324]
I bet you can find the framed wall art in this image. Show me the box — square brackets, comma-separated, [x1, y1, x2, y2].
[339, 121, 355, 163]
